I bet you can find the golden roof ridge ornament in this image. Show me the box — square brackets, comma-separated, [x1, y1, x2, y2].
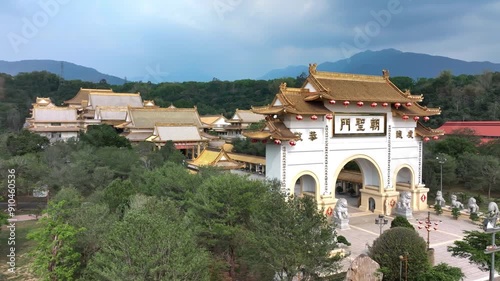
[382, 69, 390, 79]
[280, 82, 287, 91]
[309, 63, 317, 75]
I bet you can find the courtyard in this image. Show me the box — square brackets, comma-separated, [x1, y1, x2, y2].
[338, 205, 499, 281]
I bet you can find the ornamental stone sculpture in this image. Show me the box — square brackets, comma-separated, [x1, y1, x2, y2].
[483, 202, 500, 230]
[468, 197, 479, 214]
[435, 191, 446, 207]
[333, 198, 350, 230]
[396, 191, 413, 219]
[450, 194, 464, 209]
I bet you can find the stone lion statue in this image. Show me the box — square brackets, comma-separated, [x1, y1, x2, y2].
[484, 202, 499, 230]
[396, 191, 411, 210]
[334, 198, 349, 220]
[435, 191, 446, 207]
[468, 197, 479, 214]
[450, 194, 464, 209]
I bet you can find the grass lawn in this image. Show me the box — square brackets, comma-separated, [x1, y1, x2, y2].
[0, 220, 40, 280]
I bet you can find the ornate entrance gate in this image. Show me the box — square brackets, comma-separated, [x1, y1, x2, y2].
[245, 65, 443, 214]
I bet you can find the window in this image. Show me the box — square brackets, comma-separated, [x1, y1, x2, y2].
[51, 122, 61, 126]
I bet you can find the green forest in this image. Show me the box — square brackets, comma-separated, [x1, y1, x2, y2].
[1, 70, 500, 133]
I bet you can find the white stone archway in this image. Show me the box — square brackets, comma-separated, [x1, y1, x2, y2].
[291, 171, 320, 202]
[393, 165, 427, 210]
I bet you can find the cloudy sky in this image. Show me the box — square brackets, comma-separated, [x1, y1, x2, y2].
[1, 0, 499, 81]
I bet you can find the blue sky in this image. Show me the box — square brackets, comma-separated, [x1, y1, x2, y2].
[1, 0, 499, 81]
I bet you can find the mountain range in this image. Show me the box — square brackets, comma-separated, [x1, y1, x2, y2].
[2, 49, 500, 84]
[260, 49, 500, 80]
[0, 60, 126, 85]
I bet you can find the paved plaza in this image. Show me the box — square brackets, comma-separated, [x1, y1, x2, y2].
[337, 205, 499, 281]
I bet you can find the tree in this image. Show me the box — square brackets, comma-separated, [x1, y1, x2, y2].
[187, 173, 270, 279]
[457, 153, 500, 198]
[390, 76, 415, 92]
[433, 136, 478, 158]
[6, 130, 49, 156]
[369, 227, 430, 281]
[83, 197, 210, 281]
[139, 162, 201, 209]
[448, 230, 500, 272]
[232, 137, 265, 156]
[64, 201, 118, 275]
[416, 263, 464, 281]
[102, 179, 137, 214]
[28, 201, 84, 281]
[246, 193, 344, 280]
[390, 216, 415, 230]
[79, 125, 131, 148]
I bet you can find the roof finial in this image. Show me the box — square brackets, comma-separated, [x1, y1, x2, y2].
[382, 69, 390, 78]
[280, 82, 287, 91]
[309, 63, 317, 75]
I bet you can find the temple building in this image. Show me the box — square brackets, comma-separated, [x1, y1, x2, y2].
[438, 121, 500, 143]
[146, 123, 209, 158]
[25, 97, 80, 142]
[64, 88, 114, 108]
[200, 114, 231, 138]
[119, 106, 212, 157]
[225, 109, 264, 139]
[187, 146, 266, 173]
[244, 64, 443, 214]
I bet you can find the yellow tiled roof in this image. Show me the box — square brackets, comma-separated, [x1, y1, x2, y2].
[227, 152, 265, 165]
[126, 107, 203, 129]
[188, 148, 244, 170]
[200, 115, 225, 125]
[64, 88, 113, 105]
[306, 68, 423, 103]
[337, 170, 362, 183]
[243, 118, 298, 141]
[415, 122, 445, 137]
[252, 84, 331, 115]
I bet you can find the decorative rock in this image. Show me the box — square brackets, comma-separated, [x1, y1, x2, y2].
[396, 191, 413, 219]
[333, 198, 350, 230]
[345, 254, 383, 281]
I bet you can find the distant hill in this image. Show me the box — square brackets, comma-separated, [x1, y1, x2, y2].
[0, 60, 126, 85]
[260, 49, 500, 80]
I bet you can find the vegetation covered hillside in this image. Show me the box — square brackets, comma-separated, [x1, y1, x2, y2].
[0, 70, 499, 133]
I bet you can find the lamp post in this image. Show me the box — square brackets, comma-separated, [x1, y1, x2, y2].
[436, 155, 447, 192]
[399, 252, 408, 281]
[375, 214, 389, 236]
[483, 203, 500, 281]
[416, 211, 442, 251]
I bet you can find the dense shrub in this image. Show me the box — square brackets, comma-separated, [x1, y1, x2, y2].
[369, 227, 430, 281]
[452, 207, 461, 220]
[434, 204, 443, 215]
[390, 216, 415, 230]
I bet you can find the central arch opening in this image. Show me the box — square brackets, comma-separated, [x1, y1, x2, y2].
[335, 161, 362, 207]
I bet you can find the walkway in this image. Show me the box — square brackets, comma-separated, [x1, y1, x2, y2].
[338, 206, 498, 281]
